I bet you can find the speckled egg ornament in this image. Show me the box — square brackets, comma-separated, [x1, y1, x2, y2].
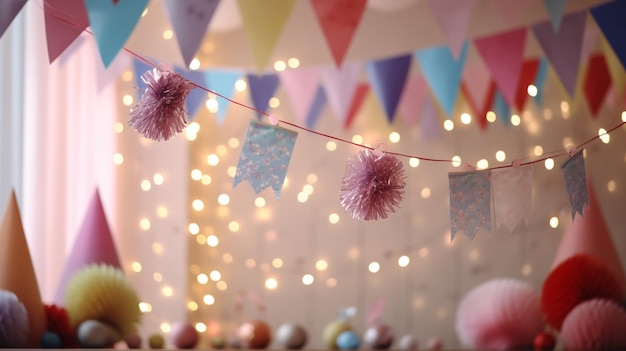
[170, 321, 199, 349]
[275, 323, 308, 349]
[0, 289, 29, 348]
[237, 320, 272, 349]
[128, 66, 196, 141]
[340, 149, 406, 221]
[363, 323, 394, 349]
[561, 298, 626, 349]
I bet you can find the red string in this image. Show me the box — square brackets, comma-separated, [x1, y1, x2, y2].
[40, 3, 626, 171]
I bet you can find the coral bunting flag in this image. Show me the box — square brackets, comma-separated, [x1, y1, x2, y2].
[44, 0, 90, 63]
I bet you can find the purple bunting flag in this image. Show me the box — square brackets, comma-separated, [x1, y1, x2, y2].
[492, 165, 533, 232]
[233, 120, 298, 199]
[162, 0, 220, 67]
[366, 54, 412, 123]
[174, 67, 207, 120]
[449, 171, 492, 241]
[306, 86, 327, 129]
[0, 0, 27, 39]
[561, 149, 589, 219]
[247, 73, 280, 119]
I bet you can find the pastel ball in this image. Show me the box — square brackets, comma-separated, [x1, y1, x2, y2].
[125, 332, 142, 349]
[40, 332, 63, 348]
[337, 331, 360, 350]
[148, 333, 165, 349]
[170, 322, 199, 349]
[275, 323, 308, 349]
[237, 320, 272, 349]
[210, 336, 227, 349]
[322, 320, 352, 349]
[363, 324, 394, 349]
[77, 319, 121, 348]
[397, 334, 418, 350]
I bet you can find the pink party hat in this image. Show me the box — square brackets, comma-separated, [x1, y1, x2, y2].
[552, 178, 626, 293]
[54, 189, 122, 304]
[0, 191, 48, 347]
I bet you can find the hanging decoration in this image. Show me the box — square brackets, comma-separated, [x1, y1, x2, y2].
[128, 65, 196, 141]
[366, 54, 412, 123]
[560, 149, 588, 219]
[339, 149, 406, 221]
[448, 171, 492, 241]
[492, 165, 533, 233]
[233, 120, 298, 199]
[0, 0, 27, 39]
[43, 0, 90, 64]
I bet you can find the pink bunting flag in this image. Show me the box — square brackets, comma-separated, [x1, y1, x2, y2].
[420, 96, 442, 139]
[398, 75, 427, 127]
[321, 62, 362, 124]
[531, 11, 587, 97]
[310, 0, 367, 67]
[492, 165, 533, 233]
[162, 0, 220, 68]
[490, 0, 530, 26]
[580, 24, 600, 66]
[0, 0, 26, 39]
[474, 28, 527, 107]
[462, 62, 491, 120]
[280, 67, 321, 124]
[426, 0, 475, 59]
[44, 0, 90, 63]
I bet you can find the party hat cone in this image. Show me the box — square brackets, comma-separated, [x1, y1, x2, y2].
[552, 178, 626, 293]
[54, 189, 122, 304]
[0, 191, 48, 347]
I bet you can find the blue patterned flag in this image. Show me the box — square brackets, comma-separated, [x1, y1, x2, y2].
[561, 148, 588, 219]
[233, 120, 298, 199]
[449, 171, 492, 241]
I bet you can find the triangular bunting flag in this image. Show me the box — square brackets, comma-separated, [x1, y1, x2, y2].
[162, 0, 220, 67]
[591, 1, 626, 71]
[84, 0, 149, 67]
[415, 41, 469, 117]
[561, 148, 588, 219]
[398, 75, 427, 127]
[420, 96, 442, 139]
[542, 0, 567, 32]
[462, 63, 491, 119]
[344, 82, 370, 130]
[514, 58, 541, 112]
[583, 54, 612, 117]
[0, 0, 26, 39]
[175, 67, 208, 120]
[492, 89, 510, 126]
[96, 50, 132, 91]
[532, 11, 586, 97]
[247, 73, 280, 119]
[321, 62, 362, 124]
[475, 28, 526, 106]
[533, 58, 549, 106]
[426, 0, 475, 59]
[310, 0, 367, 67]
[54, 190, 123, 304]
[44, 0, 90, 63]
[280, 67, 321, 124]
[492, 165, 533, 233]
[306, 86, 327, 129]
[237, 0, 296, 72]
[581, 24, 600, 67]
[448, 171, 492, 241]
[601, 37, 626, 97]
[233, 120, 298, 199]
[206, 70, 241, 125]
[366, 54, 412, 123]
[0, 191, 47, 347]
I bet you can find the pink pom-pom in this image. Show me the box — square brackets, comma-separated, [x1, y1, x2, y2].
[456, 278, 545, 350]
[128, 67, 195, 141]
[340, 149, 406, 220]
[561, 298, 626, 349]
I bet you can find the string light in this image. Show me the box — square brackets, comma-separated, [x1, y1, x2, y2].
[368, 262, 380, 273]
[460, 113, 471, 125]
[328, 213, 339, 224]
[302, 274, 314, 285]
[443, 120, 454, 131]
[527, 84, 538, 97]
[162, 30, 173, 40]
[549, 216, 559, 228]
[398, 255, 410, 267]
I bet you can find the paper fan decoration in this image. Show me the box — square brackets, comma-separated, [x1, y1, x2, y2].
[340, 149, 406, 220]
[64, 264, 141, 338]
[455, 278, 544, 349]
[541, 254, 625, 330]
[0, 289, 29, 347]
[129, 65, 196, 141]
[561, 298, 626, 349]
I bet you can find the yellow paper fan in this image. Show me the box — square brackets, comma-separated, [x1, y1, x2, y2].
[64, 264, 141, 337]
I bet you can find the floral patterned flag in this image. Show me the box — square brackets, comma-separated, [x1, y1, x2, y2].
[561, 149, 588, 219]
[492, 165, 533, 232]
[449, 171, 492, 241]
[233, 120, 298, 199]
